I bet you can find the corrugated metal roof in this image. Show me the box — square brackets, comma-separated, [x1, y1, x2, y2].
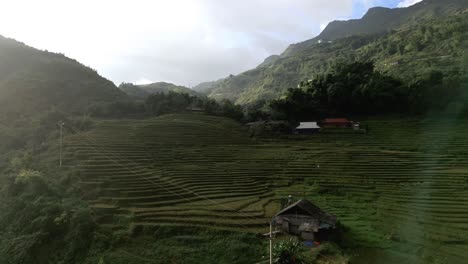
[296, 122, 320, 129]
[275, 199, 337, 225]
[324, 118, 351, 123]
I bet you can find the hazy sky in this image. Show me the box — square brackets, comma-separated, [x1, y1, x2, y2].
[0, 0, 421, 87]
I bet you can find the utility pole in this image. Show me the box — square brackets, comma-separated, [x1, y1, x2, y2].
[58, 121, 65, 167]
[270, 221, 272, 264]
[270, 217, 275, 264]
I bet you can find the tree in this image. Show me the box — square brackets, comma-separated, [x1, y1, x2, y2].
[269, 61, 411, 120]
[145, 91, 192, 116]
[220, 99, 244, 121]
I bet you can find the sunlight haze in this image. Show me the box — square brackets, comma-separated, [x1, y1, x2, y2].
[0, 0, 418, 86]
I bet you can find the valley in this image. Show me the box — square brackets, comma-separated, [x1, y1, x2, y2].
[0, 0, 467, 263]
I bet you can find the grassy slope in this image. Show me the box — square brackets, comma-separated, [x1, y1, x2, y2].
[66, 113, 468, 263]
[204, 9, 468, 105]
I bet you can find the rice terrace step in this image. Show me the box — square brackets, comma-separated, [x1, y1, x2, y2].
[64, 113, 468, 263]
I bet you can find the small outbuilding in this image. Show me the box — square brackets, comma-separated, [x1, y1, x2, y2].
[294, 122, 320, 134]
[320, 118, 353, 128]
[185, 106, 204, 113]
[273, 199, 337, 241]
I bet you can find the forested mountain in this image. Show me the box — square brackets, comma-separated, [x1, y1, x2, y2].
[0, 36, 127, 116]
[119, 82, 198, 99]
[193, 79, 224, 93]
[284, 0, 468, 56]
[199, 0, 468, 105]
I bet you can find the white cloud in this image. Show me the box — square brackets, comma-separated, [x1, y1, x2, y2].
[320, 23, 329, 31]
[397, 0, 423, 8]
[134, 78, 153, 85]
[0, 0, 373, 86]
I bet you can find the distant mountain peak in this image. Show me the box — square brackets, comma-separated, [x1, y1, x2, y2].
[282, 0, 468, 57]
[363, 6, 393, 18]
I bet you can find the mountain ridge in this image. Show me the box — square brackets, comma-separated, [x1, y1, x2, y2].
[0, 35, 127, 116]
[196, 0, 468, 105]
[283, 0, 468, 56]
[119, 81, 199, 99]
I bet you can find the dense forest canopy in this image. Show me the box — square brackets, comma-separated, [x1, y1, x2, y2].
[269, 61, 468, 122]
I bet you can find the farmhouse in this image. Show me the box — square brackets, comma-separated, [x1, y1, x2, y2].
[294, 122, 320, 134]
[273, 199, 337, 241]
[320, 118, 353, 128]
[186, 106, 204, 113]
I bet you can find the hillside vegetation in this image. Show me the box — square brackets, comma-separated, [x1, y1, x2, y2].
[119, 82, 198, 99]
[284, 0, 468, 56]
[200, 1, 468, 105]
[0, 34, 138, 171]
[267, 60, 468, 123]
[0, 36, 126, 116]
[0, 35, 137, 172]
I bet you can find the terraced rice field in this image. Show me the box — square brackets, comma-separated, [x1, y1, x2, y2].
[65, 114, 468, 263]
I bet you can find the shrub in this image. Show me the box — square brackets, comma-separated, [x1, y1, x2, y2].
[273, 238, 304, 264]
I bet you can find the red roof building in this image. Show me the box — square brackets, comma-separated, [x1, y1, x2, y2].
[321, 118, 352, 128]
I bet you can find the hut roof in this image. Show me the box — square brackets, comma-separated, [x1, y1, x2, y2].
[323, 118, 351, 123]
[296, 122, 320, 130]
[275, 199, 337, 225]
[245, 121, 266, 126]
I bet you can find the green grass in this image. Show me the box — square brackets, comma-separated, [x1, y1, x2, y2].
[65, 113, 468, 263]
[83, 226, 265, 264]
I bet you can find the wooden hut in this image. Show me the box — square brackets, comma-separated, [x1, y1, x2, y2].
[273, 199, 337, 241]
[185, 106, 204, 113]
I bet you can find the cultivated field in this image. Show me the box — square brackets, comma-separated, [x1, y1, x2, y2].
[66, 114, 468, 263]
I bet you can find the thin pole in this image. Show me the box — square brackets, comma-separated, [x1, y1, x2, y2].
[59, 121, 64, 167]
[270, 220, 272, 264]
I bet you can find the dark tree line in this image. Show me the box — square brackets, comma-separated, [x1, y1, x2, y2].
[84, 91, 244, 122]
[86, 60, 468, 125]
[145, 92, 244, 121]
[269, 61, 468, 122]
[145, 92, 192, 115]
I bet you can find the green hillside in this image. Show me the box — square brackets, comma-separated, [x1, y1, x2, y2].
[0, 36, 127, 116]
[117, 83, 150, 99]
[119, 82, 199, 99]
[284, 0, 468, 56]
[201, 1, 468, 105]
[51, 113, 468, 263]
[193, 79, 224, 93]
